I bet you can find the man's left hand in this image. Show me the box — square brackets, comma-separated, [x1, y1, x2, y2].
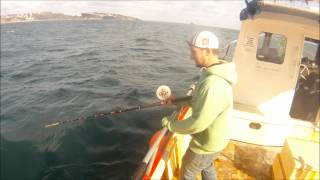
[161, 116, 170, 127]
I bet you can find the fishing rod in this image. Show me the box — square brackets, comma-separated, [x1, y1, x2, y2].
[44, 85, 192, 128]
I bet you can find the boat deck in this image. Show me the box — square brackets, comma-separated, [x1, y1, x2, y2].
[167, 140, 280, 180]
[155, 132, 281, 180]
[214, 140, 280, 180]
[215, 154, 254, 180]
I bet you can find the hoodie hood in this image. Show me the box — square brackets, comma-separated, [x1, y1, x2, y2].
[202, 62, 237, 85]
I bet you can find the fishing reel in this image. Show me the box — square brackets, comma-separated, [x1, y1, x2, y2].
[156, 83, 196, 101]
[156, 85, 171, 101]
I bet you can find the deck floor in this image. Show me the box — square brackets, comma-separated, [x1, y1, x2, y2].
[215, 140, 279, 180]
[215, 154, 254, 180]
[171, 140, 279, 180]
[192, 140, 280, 180]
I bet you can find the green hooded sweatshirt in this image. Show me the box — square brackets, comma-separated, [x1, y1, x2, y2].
[167, 62, 237, 154]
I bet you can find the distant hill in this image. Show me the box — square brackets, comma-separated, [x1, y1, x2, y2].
[81, 12, 139, 21]
[1, 12, 140, 24]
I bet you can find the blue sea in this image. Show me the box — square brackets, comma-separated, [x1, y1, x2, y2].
[1, 20, 238, 180]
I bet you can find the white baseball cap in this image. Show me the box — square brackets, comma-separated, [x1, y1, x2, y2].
[187, 31, 219, 49]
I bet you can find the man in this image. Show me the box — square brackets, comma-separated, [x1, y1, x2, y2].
[162, 31, 237, 180]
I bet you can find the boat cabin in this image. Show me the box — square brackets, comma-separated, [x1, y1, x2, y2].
[230, 0, 319, 146]
[134, 1, 319, 179]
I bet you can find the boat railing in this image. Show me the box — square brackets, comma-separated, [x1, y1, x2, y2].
[133, 87, 195, 180]
[132, 110, 192, 180]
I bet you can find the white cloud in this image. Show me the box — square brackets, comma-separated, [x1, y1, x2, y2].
[1, 1, 245, 29]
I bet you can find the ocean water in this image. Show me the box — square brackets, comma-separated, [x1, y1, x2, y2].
[1, 20, 238, 180]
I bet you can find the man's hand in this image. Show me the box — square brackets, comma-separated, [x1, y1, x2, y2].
[161, 116, 170, 127]
[161, 111, 177, 129]
[160, 95, 175, 105]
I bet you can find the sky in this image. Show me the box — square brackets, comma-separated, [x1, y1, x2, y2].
[1, 1, 246, 29]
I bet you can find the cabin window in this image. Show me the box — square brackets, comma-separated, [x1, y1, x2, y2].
[256, 32, 286, 64]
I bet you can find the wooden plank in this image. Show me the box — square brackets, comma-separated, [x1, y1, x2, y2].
[279, 138, 319, 180]
[280, 140, 295, 179]
[272, 153, 285, 180]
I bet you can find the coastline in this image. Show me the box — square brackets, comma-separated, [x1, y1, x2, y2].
[1, 12, 140, 25]
[1, 18, 139, 25]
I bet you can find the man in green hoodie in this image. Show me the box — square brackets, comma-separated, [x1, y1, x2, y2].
[162, 31, 237, 180]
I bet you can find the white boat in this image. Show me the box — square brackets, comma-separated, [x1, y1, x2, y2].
[134, 0, 319, 179]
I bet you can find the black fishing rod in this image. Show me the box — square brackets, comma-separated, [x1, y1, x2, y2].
[44, 86, 192, 128]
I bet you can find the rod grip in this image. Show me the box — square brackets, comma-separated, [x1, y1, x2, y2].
[132, 162, 147, 180]
[172, 96, 192, 103]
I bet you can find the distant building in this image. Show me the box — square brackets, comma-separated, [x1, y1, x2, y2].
[24, 13, 34, 21]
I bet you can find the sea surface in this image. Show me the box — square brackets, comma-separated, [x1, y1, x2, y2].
[1, 20, 238, 180]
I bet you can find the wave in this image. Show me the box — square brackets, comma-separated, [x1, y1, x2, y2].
[66, 51, 100, 59]
[94, 77, 120, 87]
[10, 71, 34, 80]
[47, 48, 67, 52]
